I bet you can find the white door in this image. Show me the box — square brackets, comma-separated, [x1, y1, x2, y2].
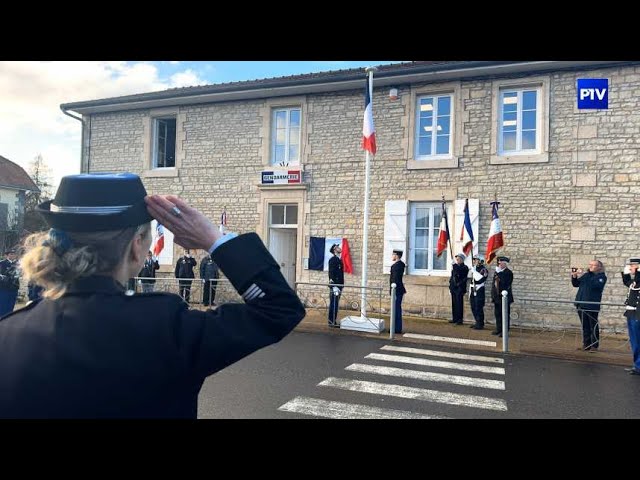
[269, 228, 297, 289]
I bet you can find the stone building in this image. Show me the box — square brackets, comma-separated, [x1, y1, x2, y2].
[60, 61, 640, 329]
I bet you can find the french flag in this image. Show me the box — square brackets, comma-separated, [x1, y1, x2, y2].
[153, 224, 164, 256]
[436, 201, 451, 258]
[309, 237, 354, 274]
[220, 208, 227, 234]
[485, 201, 504, 264]
[362, 75, 377, 155]
[460, 198, 474, 256]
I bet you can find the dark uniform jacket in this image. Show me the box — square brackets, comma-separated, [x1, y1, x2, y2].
[622, 270, 640, 319]
[449, 263, 469, 294]
[572, 271, 607, 311]
[138, 258, 160, 284]
[0, 233, 305, 419]
[200, 257, 219, 280]
[328, 255, 344, 291]
[175, 256, 197, 279]
[0, 259, 19, 291]
[390, 260, 406, 295]
[491, 268, 514, 304]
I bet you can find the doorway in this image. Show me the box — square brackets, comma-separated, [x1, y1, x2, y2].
[268, 204, 298, 289]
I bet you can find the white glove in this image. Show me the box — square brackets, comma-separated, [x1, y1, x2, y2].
[473, 270, 484, 281]
[332, 287, 340, 296]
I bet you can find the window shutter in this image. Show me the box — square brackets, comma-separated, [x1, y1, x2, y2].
[383, 200, 408, 274]
[453, 199, 479, 266]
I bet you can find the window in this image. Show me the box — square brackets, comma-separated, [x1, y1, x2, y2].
[409, 202, 448, 274]
[271, 108, 301, 166]
[270, 204, 298, 227]
[152, 117, 176, 168]
[414, 94, 453, 159]
[498, 88, 539, 155]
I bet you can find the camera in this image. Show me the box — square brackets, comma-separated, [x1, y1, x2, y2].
[571, 267, 578, 272]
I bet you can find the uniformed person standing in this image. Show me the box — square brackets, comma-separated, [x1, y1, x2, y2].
[0, 249, 20, 317]
[622, 258, 640, 375]
[175, 248, 197, 303]
[390, 249, 406, 334]
[138, 250, 160, 293]
[328, 243, 344, 327]
[491, 256, 514, 337]
[0, 173, 305, 418]
[469, 255, 488, 330]
[200, 254, 219, 306]
[449, 253, 469, 325]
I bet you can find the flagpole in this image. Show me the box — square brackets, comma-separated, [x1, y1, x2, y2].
[360, 66, 376, 319]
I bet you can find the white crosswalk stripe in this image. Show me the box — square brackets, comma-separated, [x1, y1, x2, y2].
[402, 333, 497, 347]
[318, 377, 508, 411]
[381, 345, 504, 364]
[366, 353, 505, 375]
[278, 396, 449, 419]
[345, 363, 505, 390]
[277, 341, 509, 419]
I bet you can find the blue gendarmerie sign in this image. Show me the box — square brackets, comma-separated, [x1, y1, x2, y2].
[577, 78, 608, 109]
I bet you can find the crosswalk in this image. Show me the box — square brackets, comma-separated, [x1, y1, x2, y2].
[278, 335, 508, 419]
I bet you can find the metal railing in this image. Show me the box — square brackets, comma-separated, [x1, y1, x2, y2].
[295, 281, 384, 323]
[132, 277, 243, 305]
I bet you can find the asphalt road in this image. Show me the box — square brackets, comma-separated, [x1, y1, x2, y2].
[198, 330, 640, 419]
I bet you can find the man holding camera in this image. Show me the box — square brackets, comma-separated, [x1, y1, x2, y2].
[571, 260, 607, 351]
[622, 258, 640, 375]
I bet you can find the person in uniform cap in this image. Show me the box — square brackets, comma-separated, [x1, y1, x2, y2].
[390, 249, 406, 334]
[138, 250, 160, 293]
[0, 248, 20, 317]
[622, 258, 640, 375]
[448, 253, 469, 325]
[200, 254, 220, 307]
[327, 243, 344, 327]
[469, 255, 489, 330]
[175, 248, 197, 303]
[0, 172, 305, 418]
[571, 260, 607, 351]
[491, 256, 514, 337]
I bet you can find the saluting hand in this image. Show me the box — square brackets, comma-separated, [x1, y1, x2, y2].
[145, 195, 221, 251]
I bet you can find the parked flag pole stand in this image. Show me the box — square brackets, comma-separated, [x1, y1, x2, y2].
[341, 66, 384, 333]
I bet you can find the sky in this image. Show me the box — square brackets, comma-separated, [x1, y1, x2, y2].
[0, 61, 403, 191]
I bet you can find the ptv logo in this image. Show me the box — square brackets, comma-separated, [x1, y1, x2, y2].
[577, 79, 608, 109]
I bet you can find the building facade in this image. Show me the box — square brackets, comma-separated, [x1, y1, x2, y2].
[61, 61, 640, 329]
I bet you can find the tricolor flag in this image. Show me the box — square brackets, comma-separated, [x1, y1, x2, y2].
[153, 224, 165, 256]
[485, 201, 504, 264]
[460, 198, 474, 256]
[309, 237, 354, 274]
[436, 201, 451, 258]
[362, 75, 377, 155]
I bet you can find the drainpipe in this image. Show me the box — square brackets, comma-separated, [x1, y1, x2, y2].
[60, 106, 90, 173]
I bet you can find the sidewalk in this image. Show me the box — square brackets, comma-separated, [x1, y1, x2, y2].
[296, 308, 632, 367]
[9, 301, 632, 367]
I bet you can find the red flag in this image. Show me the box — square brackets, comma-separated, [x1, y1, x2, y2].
[362, 75, 377, 154]
[341, 238, 353, 274]
[460, 199, 474, 256]
[436, 201, 451, 258]
[153, 224, 165, 256]
[485, 201, 504, 264]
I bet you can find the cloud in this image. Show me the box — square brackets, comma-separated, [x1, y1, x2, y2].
[0, 61, 206, 188]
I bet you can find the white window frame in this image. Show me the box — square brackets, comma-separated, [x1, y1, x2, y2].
[271, 108, 301, 166]
[269, 204, 298, 228]
[408, 202, 450, 276]
[498, 87, 541, 155]
[152, 116, 177, 169]
[414, 93, 454, 160]
[490, 75, 549, 165]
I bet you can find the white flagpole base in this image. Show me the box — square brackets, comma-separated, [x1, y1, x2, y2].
[340, 315, 385, 333]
